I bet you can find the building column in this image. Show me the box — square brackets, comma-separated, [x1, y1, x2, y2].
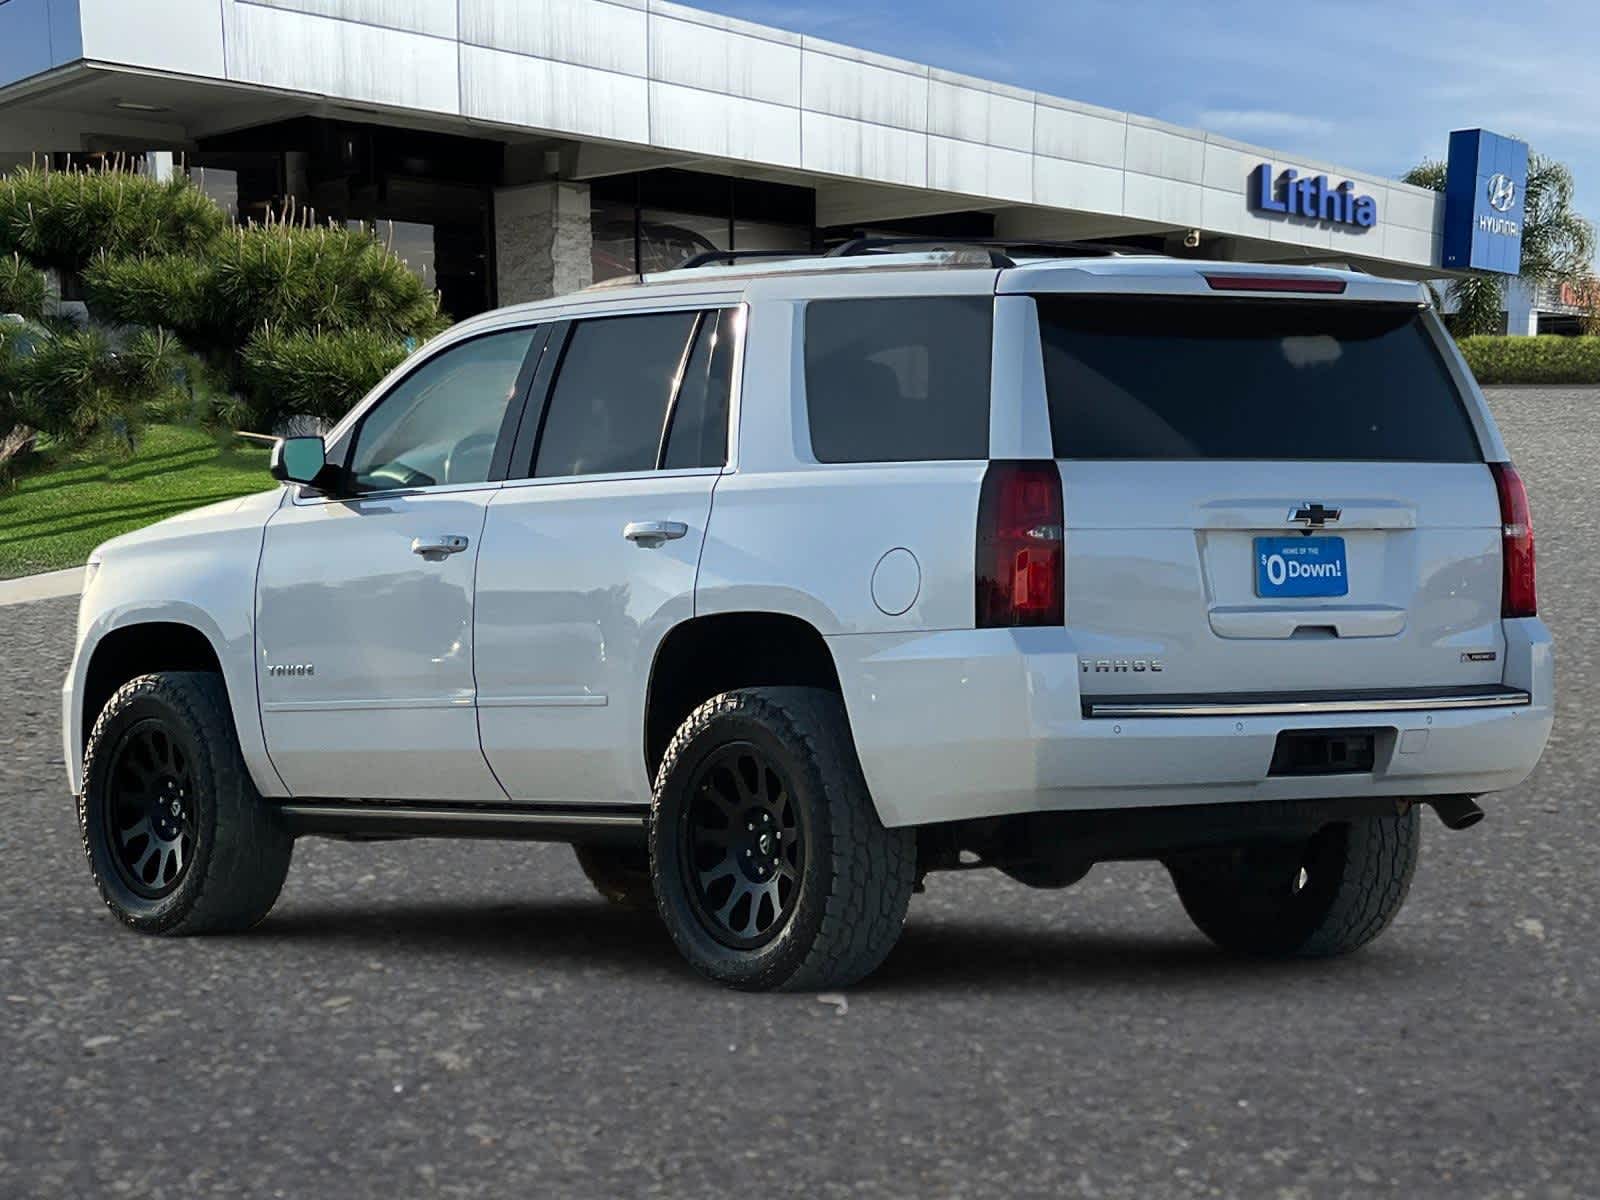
[1503, 277, 1539, 336]
[493, 181, 593, 305]
[144, 150, 174, 182]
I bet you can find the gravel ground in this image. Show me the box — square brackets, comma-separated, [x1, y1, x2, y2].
[0, 387, 1594, 1198]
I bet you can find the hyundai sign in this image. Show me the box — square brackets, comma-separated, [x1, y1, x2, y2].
[1442, 129, 1528, 275]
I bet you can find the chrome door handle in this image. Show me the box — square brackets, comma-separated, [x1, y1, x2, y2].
[623, 520, 688, 545]
[411, 535, 470, 560]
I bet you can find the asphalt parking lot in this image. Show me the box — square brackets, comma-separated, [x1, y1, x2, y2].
[1, 386, 1595, 1199]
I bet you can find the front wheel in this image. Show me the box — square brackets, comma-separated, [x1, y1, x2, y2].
[1166, 807, 1420, 958]
[649, 687, 915, 991]
[78, 672, 293, 935]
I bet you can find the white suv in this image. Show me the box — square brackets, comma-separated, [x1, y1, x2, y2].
[62, 245, 1554, 990]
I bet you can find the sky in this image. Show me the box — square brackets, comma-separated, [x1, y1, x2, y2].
[697, 0, 1600, 222]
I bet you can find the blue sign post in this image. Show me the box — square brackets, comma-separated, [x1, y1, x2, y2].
[1442, 129, 1528, 275]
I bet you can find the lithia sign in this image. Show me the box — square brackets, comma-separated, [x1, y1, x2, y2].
[1249, 164, 1378, 229]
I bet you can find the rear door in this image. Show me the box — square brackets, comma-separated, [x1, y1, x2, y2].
[1033, 294, 1504, 701]
[473, 305, 739, 805]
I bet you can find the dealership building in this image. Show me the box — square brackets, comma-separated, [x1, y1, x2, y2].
[0, 0, 1538, 326]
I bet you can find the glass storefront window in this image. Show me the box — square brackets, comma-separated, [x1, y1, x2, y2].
[591, 199, 638, 283]
[191, 122, 497, 318]
[592, 208, 812, 281]
[383, 220, 438, 293]
[190, 167, 239, 221]
[637, 209, 729, 274]
[590, 171, 815, 283]
[185, 152, 280, 224]
[733, 219, 811, 255]
[347, 215, 485, 318]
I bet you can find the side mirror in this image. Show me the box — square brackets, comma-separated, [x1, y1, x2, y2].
[269, 436, 329, 487]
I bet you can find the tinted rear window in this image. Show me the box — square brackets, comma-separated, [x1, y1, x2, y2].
[534, 311, 697, 477]
[1037, 298, 1481, 462]
[804, 297, 991, 463]
[662, 308, 736, 470]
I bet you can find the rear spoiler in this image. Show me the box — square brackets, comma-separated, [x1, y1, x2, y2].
[998, 263, 1425, 305]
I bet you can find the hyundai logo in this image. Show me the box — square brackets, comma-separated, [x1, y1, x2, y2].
[1487, 173, 1518, 214]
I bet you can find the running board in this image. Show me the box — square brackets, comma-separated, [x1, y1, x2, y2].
[1083, 685, 1532, 719]
[276, 800, 649, 844]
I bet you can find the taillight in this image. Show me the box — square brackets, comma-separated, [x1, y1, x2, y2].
[976, 460, 1064, 627]
[1490, 462, 1536, 618]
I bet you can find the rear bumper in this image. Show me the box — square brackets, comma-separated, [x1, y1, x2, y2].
[1080, 684, 1531, 719]
[826, 618, 1554, 828]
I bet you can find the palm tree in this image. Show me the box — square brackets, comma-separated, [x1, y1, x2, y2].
[1403, 152, 1596, 335]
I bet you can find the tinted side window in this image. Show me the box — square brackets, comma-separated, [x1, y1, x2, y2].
[804, 297, 992, 463]
[535, 311, 698, 477]
[1037, 297, 1481, 462]
[349, 328, 535, 490]
[662, 308, 737, 470]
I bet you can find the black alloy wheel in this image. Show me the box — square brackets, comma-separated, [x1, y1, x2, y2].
[680, 741, 806, 949]
[103, 720, 199, 898]
[79, 671, 294, 934]
[649, 687, 916, 991]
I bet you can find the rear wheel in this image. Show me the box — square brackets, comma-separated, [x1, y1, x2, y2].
[649, 687, 915, 991]
[573, 844, 653, 910]
[1166, 807, 1420, 958]
[78, 672, 293, 935]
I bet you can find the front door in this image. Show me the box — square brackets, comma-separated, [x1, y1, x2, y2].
[475, 306, 739, 805]
[256, 325, 542, 800]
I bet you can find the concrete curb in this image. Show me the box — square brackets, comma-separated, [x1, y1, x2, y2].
[0, 566, 84, 607]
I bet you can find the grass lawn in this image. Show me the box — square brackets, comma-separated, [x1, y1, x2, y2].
[0, 424, 274, 579]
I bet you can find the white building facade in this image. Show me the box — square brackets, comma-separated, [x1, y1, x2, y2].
[0, 0, 1508, 319]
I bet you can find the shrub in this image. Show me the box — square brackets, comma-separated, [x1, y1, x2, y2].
[10, 325, 188, 448]
[86, 220, 449, 351]
[83, 252, 209, 332]
[0, 162, 226, 272]
[1457, 336, 1600, 385]
[0, 253, 48, 319]
[3, 163, 453, 435]
[0, 321, 34, 476]
[241, 325, 411, 428]
[213, 221, 448, 341]
[84, 218, 448, 426]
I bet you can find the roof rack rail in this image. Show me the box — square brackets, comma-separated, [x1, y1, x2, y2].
[675, 248, 816, 270]
[670, 237, 1130, 273]
[823, 235, 1127, 268]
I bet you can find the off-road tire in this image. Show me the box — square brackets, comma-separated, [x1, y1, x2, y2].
[574, 844, 654, 910]
[1166, 807, 1420, 958]
[649, 687, 915, 991]
[79, 671, 293, 935]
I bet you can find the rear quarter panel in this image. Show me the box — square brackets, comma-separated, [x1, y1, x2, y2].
[694, 289, 988, 634]
[695, 281, 1029, 830]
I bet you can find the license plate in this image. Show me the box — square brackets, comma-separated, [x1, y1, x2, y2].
[1254, 536, 1348, 598]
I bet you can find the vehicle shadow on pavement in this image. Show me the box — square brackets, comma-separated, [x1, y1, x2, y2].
[865, 923, 1380, 994]
[250, 898, 1432, 992]
[254, 899, 685, 972]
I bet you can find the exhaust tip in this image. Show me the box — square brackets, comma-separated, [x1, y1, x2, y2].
[1426, 796, 1485, 831]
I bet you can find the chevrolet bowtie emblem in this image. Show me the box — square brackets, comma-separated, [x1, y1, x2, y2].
[1289, 503, 1341, 528]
